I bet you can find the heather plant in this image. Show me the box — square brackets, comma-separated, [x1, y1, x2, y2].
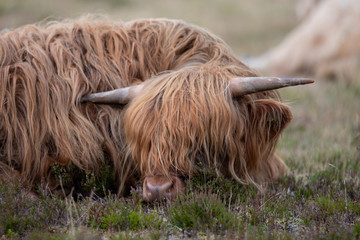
[0, 182, 67, 238]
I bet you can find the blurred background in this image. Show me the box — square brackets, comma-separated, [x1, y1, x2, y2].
[0, 0, 298, 56]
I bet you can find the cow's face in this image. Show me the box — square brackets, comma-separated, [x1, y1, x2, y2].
[122, 69, 293, 201]
[82, 67, 312, 201]
[123, 69, 239, 201]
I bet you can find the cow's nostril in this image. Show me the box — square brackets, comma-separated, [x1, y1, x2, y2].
[143, 176, 185, 202]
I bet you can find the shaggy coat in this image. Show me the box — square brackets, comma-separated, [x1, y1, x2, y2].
[0, 17, 291, 194]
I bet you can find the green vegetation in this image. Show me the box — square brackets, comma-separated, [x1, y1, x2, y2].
[168, 191, 238, 232]
[2, 165, 360, 239]
[0, 183, 66, 239]
[1, 0, 359, 239]
[49, 161, 118, 198]
[87, 197, 163, 231]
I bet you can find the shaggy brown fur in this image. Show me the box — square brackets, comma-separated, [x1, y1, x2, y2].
[0, 17, 291, 195]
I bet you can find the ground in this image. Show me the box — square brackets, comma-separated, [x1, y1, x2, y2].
[0, 0, 359, 239]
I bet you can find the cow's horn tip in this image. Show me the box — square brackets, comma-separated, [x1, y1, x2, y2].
[303, 78, 315, 84]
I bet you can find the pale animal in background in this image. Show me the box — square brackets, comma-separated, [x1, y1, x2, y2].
[249, 0, 360, 81]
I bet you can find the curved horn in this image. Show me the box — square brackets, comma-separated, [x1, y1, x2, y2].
[81, 84, 143, 104]
[229, 77, 314, 97]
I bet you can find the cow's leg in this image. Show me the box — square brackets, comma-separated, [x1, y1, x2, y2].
[142, 175, 185, 202]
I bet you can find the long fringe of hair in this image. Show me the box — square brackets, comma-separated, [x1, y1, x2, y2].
[0, 16, 290, 194]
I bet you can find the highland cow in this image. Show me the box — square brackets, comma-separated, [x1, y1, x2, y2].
[0, 17, 313, 201]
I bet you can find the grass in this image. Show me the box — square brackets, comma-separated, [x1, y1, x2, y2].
[0, 183, 67, 239]
[1, 0, 360, 239]
[168, 191, 238, 233]
[86, 197, 163, 231]
[2, 162, 359, 239]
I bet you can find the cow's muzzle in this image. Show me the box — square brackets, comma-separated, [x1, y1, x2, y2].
[142, 175, 185, 202]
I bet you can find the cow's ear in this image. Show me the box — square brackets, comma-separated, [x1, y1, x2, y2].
[248, 99, 292, 140]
